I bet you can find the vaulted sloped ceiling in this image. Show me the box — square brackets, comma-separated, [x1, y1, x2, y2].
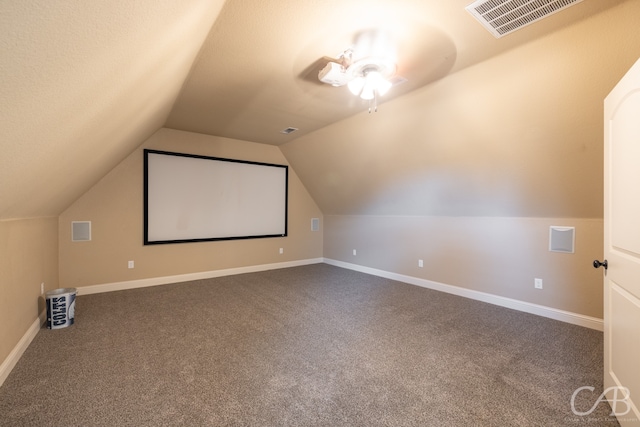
[1, 0, 226, 219]
[0, 0, 631, 220]
[165, 0, 620, 145]
[280, 0, 640, 218]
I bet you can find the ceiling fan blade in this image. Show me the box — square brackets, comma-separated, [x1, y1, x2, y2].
[298, 56, 344, 85]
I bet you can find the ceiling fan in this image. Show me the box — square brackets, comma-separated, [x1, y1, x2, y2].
[317, 29, 405, 112]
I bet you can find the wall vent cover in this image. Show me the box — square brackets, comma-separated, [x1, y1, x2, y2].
[465, 0, 583, 38]
[72, 221, 91, 242]
[549, 226, 575, 253]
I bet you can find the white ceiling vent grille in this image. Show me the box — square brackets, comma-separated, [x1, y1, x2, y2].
[465, 0, 583, 38]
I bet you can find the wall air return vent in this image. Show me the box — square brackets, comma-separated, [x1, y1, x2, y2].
[465, 0, 583, 38]
[71, 221, 91, 242]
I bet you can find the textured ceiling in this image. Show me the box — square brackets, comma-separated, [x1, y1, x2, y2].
[0, 0, 626, 219]
[1, 0, 226, 219]
[165, 0, 619, 145]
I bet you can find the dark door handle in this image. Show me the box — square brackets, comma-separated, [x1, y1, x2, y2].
[593, 259, 608, 270]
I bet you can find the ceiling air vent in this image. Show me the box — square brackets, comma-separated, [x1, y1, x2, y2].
[465, 0, 583, 38]
[280, 127, 298, 134]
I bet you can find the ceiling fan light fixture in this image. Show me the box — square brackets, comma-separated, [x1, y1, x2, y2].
[348, 77, 365, 96]
[318, 29, 402, 111]
[360, 85, 375, 100]
[349, 70, 393, 100]
[367, 71, 392, 96]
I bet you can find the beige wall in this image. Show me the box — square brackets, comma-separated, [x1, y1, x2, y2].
[58, 128, 323, 289]
[324, 216, 603, 318]
[0, 218, 58, 365]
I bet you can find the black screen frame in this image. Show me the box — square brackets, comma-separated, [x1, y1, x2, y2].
[143, 149, 288, 245]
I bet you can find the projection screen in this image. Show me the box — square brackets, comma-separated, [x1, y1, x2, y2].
[144, 149, 288, 245]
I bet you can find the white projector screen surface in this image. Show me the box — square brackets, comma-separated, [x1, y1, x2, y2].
[144, 150, 288, 244]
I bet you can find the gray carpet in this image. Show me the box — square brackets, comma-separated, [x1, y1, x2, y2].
[0, 264, 618, 426]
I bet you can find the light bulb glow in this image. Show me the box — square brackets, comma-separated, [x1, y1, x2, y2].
[354, 71, 392, 99]
[360, 85, 374, 100]
[348, 77, 365, 96]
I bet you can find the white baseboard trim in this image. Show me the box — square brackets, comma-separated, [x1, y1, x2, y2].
[77, 258, 325, 296]
[0, 316, 42, 388]
[323, 258, 604, 331]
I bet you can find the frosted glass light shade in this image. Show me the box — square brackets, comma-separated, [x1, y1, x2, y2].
[348, 77, 365, 95]
[347, 70, 393, 100]
[368, 71, 392, 96]
[360, 85, 374, 100]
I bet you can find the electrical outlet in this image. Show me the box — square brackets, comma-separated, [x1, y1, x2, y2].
[353, 249, 357, 256]
[128, 260, 134, 269]
[534, 278, 543, 289]
[40, 282, 45, 295]
[418, 259, 424, 268]
[279, 248, 283, 254]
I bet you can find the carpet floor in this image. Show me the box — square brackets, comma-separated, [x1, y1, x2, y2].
[0, 264, 618, 426]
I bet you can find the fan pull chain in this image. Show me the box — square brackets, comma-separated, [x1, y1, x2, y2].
[369, 91, 379, 113]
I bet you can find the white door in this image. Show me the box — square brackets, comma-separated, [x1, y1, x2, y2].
[602, 57, 640, 426]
